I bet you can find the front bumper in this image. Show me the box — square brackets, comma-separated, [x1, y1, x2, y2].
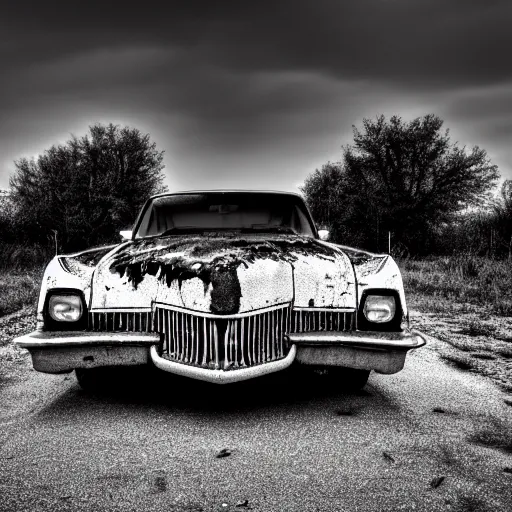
[288, 329, 426, 374]
[14, 329, 426, 380]
[14, 331, 159, 374]
[150, 344, 297, 384]
[288, 329, 426, 349]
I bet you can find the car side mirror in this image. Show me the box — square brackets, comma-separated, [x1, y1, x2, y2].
[318, 229, 330, 241]
[119, 230, 132, 241]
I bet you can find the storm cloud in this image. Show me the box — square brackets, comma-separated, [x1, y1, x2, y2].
[1, 0, 511, 192]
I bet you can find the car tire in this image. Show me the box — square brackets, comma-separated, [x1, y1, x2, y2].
[75, 368, 107, 392]
[75, 366, 159, 393]
[327, 367, 371, 390]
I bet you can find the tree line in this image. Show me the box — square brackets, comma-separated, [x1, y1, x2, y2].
[0, 116, 510, 263]
[0, 123, 167, 257]
[301, 114, 511, 258]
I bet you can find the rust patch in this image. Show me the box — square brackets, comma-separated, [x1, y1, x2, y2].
[210, 266, 242, 314]
[108, 234, 336, 315]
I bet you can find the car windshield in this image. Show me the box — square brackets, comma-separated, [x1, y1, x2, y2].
[134, 193, 316, 238]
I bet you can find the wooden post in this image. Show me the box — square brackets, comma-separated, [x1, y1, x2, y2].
[51, 229, 58, 256]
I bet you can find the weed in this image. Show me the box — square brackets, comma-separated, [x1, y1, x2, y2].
[0, 243, 52, 271]
[398, 256, 512, 317]
[0, 270, 43, 317]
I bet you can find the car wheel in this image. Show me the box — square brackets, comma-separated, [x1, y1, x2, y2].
[327, 367, 371, 390]
[75, 366, 158, 393]
[75, 368, 107, 392]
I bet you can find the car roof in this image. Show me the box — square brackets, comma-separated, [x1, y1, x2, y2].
[149, 190, 304, 200]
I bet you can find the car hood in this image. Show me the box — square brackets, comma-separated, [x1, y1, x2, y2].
[89, 234, 357, 314]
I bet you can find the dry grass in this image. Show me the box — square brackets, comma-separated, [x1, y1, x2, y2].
[0, 243, 49, 318]
[399, 255, 512, 316]
[0, 269, 43, 317]
[399, 255, 512, 393]
[0, 243, 52, 271]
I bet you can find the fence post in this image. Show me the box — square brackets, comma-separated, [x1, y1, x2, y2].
[51, 229, 58, 256]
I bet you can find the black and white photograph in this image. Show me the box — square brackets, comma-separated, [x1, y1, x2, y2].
[1, 1, 511, 511]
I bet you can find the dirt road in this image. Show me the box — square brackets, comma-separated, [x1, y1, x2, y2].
[1, 330, 512, 512]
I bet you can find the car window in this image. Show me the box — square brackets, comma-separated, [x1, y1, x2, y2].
[135, 193, 315, 238]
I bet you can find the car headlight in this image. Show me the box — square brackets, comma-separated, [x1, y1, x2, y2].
[363, 295, 396, 323]
[48, 295, 83, 322]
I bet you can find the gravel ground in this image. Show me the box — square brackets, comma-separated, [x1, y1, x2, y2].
[1, 309, 512, 511]
[0, 306, 36, 369]
[410, 306, 512, 393]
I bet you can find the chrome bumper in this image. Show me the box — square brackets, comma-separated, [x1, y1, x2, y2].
[14, 331, 159, 374]
[288, 329, 426, 374]
[287, 329, 427, 350]
[150, 344, 297, 384]
[14, 331, 160, 348]
[14, 329, 425, 378]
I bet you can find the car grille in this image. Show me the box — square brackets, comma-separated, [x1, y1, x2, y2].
[290, 309, 355, 333]
[88, 310, 153, 332]
[87, 306, 356, 370]
[155, 305, 291, 370]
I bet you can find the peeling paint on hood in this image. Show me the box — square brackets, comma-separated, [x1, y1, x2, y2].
[90, 234, 357, 314]
[109, 235, 333, 285]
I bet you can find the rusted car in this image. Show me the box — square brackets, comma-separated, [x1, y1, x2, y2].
[15, 191, 425, 390]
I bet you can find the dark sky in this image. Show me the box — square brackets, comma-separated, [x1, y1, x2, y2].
[2, 0, 512, 193]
